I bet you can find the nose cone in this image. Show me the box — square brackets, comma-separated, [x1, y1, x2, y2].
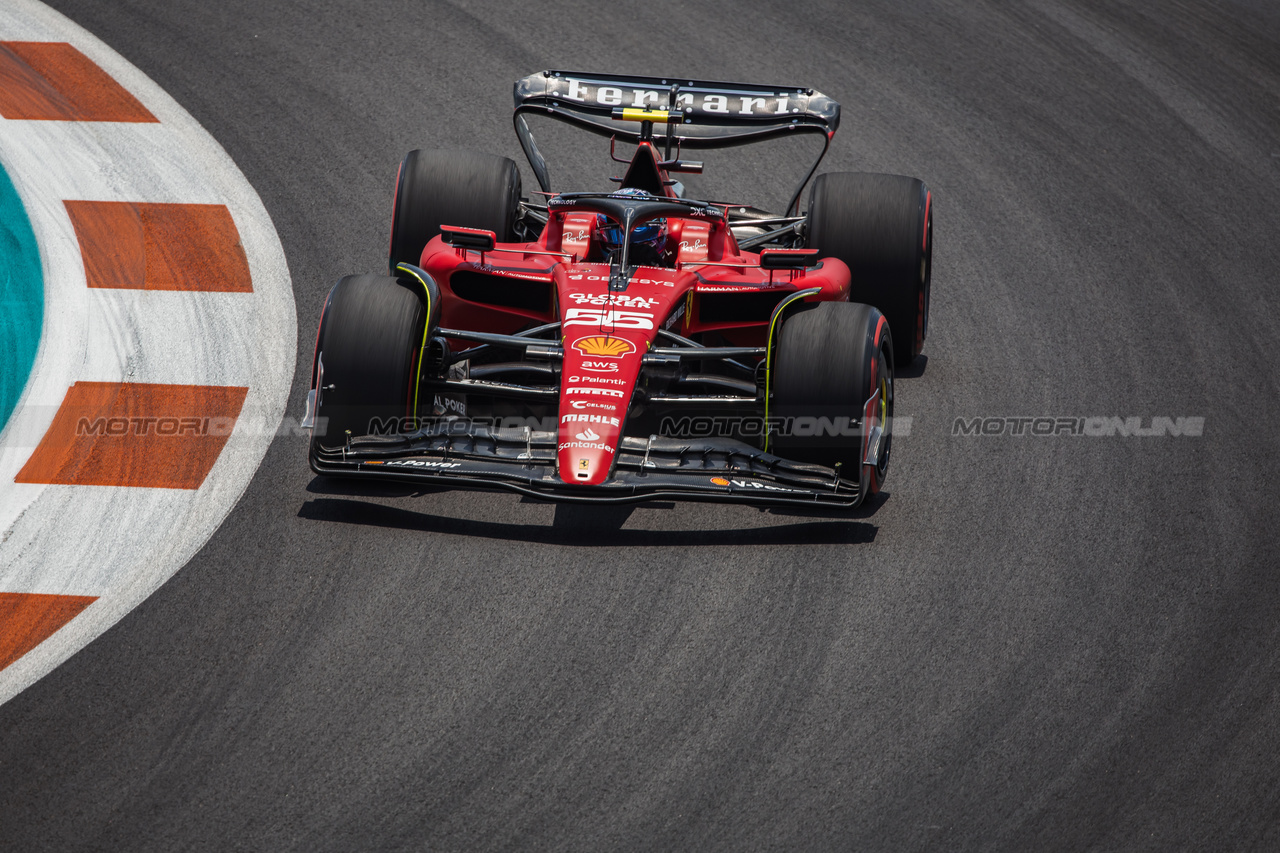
[557, 333, 642, 485]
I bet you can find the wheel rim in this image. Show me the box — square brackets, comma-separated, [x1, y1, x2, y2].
[875, 342, 893, 476]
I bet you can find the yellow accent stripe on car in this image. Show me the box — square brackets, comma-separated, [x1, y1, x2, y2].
[619, 107, 672, 123]
[395, 262, 433, 428]
[762, 287, 822, 452]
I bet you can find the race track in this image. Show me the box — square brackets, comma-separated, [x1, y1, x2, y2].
[4, 1, 1280, 849]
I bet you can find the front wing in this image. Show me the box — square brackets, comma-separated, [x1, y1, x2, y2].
[311, 426, 862, 508]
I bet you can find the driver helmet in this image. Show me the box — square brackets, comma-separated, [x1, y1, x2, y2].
[596, 188, 667, 263]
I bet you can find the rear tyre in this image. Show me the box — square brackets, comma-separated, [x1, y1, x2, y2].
[771, 301, 894, 496]
[389, 149, 522, 271]
[806, 172, 931, 365]
[311, 274, 426, 452]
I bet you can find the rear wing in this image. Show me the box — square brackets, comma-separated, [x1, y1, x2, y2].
[512, 70, 841, 211]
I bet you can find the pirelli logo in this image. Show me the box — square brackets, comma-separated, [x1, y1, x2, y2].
[565, 386, 625, 398]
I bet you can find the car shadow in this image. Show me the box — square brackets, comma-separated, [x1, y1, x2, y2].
[297, 495, 877, 546]
[897, 354, 928, 379]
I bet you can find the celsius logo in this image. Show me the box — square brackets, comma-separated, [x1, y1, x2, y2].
[580, 360, 619, 373]
[575, 428, 601, 441]
[573, 336, 636, 358]
[570, 399, 614, 411]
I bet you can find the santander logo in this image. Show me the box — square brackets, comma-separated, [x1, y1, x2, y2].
[575, 428, 601, 442]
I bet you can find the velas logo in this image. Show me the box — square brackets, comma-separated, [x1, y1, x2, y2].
[574, 336, 636, 357]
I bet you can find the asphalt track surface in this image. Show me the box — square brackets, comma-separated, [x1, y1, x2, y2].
[3, 1, 1279, 849]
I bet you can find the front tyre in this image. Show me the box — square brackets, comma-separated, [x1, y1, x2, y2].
[310, 274, 427, 455]
[771, 301, 894, 498]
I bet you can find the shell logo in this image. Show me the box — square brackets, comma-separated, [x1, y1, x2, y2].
[574, 336, 635, 358]
[711, 477, 731, 486]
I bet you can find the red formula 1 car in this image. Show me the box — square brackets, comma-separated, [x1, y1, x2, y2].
[305, 71, 932, 508]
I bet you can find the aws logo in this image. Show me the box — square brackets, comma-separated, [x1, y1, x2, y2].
[574, 336, 635, 357]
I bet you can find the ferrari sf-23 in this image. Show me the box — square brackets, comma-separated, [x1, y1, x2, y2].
[304, 70, 933, 508]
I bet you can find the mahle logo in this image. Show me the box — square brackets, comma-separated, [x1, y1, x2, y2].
[573, 336, 635, 357]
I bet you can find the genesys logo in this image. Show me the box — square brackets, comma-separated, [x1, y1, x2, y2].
[568, 293, 657, 309]
[565, 272, 675, 288]
[573, 335, 636, 358]
[563, 308, 654, 329]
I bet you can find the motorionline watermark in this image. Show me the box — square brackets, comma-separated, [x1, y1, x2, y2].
[952, 416, 1205, 437]
[36, 411, 1203, 443]
[324, 415, 914, 439]
[657, 415, 912, 439]
[76, 415, 238, 437]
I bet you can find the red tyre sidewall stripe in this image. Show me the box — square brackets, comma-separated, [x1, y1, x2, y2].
[922, 189, 931, 252]
[388, 158, 404, 260]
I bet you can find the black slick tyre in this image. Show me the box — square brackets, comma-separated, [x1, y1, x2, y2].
[388, 149, 522, 271]
[771, 301, 894, 497]
[806, 172, 932, 365]
[311, 274, 427, 452]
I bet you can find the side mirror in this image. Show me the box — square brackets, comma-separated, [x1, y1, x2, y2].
[440, 225, 497, 252]
[759, 248, 819, 269]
